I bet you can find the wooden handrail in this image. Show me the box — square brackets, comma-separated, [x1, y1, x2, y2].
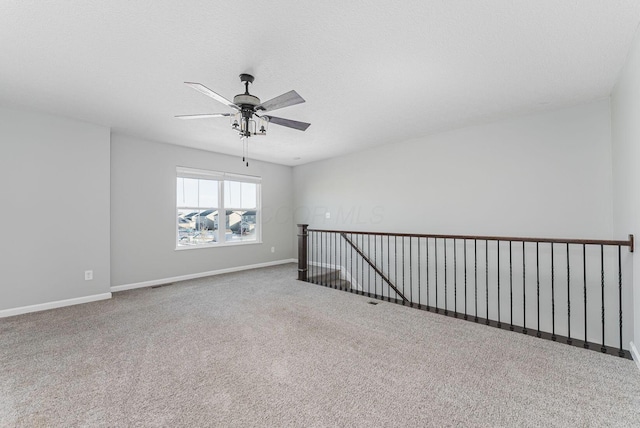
[307, 229, 634, 252]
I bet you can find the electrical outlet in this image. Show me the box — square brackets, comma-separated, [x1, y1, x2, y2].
[271, 247, 275, 253]
[84, 270, 93, 281]
[325, 212, 331, 219]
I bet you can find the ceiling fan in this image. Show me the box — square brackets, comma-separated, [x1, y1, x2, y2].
[176, 74, 310, 166]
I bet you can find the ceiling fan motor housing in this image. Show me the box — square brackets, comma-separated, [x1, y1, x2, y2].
[233, 93, 261, 107]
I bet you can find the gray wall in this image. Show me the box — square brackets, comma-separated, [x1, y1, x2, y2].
[611, 22, 640, 350]
[110, 134, 294, 286]
[294, 100, 614, 239]
[0, 105, 111, 310]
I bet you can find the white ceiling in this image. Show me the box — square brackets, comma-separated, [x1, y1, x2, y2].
[1, 1, 639, 166]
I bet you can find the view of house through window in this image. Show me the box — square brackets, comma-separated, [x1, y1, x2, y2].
[176, 168, 260, 248]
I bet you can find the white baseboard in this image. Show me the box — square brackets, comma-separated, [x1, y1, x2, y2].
[111, 258, 298, 293]
[630, 342, 640, 372]
[0, 293, 112, 318]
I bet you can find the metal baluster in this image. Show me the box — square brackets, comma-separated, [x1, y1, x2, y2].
[378, 235, 382, 299]
[342, 233, 346, 291]
[583, 244, 588, 348]
[320, 232, 327, 287]
[352, 234, 356, 291]
[334, 233, 338, 289]
[601, 244, 606, 353]
[318, 231, 322, 285]
[454, 239, 458, 317]
[359, 234, 363, 293]
[360, 233, 364, 291]
[509, 241, 513, 330]
[350, 233, 353, 292]
[474, 239, 478, 322]
[436, 238, 439, 313]
[367, 234, 384, 298]
[464, 239, 467, 320]
[380, 235, 384, 300]
[339, 232, 343, 291]
[374, 235, 378, 298]
[364, 234, 367, 293]
[309, 231, 313, 283]
[353, 234, 356, 292]
[320, 231, 323, 284]
[497, 240, 501, 328]
[320, 232, 327, 286]
[536, 242, 540, 338]
[427, 237, 430, 310]
[395, 236, 398, 302]
[552, 243, 556, 341]
[418, 237, 421, 307]
[330, 232, 334, 288]
[312, 231, 316, 284]
[310, 231, 313, 284]
[410, 236, 413, 306]
[486, 240, 489, 325]
[618, 245, 624, 357]
[523, 241, 527, 334]
[402, 236, 406, 305]
[362, 232, 372, 296]
[327, 232, 338, 288]
[347, 234, 350, 292]
[349, 233, 352, 290]
[360, 234, 364, 292]
[333, 232, 347, 291]
[327, 232, 330, 288]
[444, 238, 448, 315]
[387, 236, 391, 302]
[361, 234, 376, 296]
[348, 233, 352, 292]
[567, 243, 571, 344]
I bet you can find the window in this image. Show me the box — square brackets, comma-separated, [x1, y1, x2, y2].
[176, 167, 261, 248]
[224, 181, 258, 243]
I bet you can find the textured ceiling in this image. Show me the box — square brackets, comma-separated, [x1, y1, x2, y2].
[1, 1, 639, 166]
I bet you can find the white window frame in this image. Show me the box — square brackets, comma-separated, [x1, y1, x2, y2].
[176, 166, 262, 250]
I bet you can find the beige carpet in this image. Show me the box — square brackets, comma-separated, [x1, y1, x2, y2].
[1, 263, 639, 427]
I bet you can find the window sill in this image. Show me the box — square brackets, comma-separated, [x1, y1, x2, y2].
[175, 240, 262, 251]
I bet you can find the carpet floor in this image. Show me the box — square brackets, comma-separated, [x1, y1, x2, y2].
[1, 263, 639, 427]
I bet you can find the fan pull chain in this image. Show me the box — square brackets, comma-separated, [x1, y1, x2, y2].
[241, 137, 247, 164]
[246, 139, 249, 167]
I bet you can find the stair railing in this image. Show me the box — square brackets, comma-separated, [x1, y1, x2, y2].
[297, 224, 634, 358]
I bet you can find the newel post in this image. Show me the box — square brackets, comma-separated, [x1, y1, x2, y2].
[297, 224, 309, 281]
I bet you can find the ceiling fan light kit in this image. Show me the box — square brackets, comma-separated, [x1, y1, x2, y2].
[177, 73, 310, 166]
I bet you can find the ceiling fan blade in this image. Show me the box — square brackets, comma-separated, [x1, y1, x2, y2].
[264, 115, 311, 131]
[257, 90, 305, 112]
[175, 113, 231, 119]
[184, 82, 240, 110]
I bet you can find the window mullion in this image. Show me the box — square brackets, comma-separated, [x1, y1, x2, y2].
[219, 180, 225, 244]
[257, 183, 262, 242]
